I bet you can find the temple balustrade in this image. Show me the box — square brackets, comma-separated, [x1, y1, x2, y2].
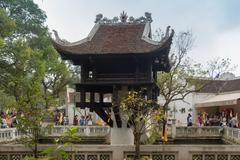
[175, 126, 223, 139]
[223, 127, 240, 144]
[0, 126, 110, 143]
[1, 126, 240, 144]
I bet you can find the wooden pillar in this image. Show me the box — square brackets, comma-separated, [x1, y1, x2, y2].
[90, 92, 95, 103]
[147, 60, 152, 81]
[80, 90, 86, 103]
[112, 85, 122, 128]
[135, 57, 139, 79]
[99, 93, 104, 104]
[90, 92, 95, 112]
[147, 86, 153, 100]
[153, 70, 157, 81]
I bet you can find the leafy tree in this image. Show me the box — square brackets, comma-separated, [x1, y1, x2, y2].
[0, 0, 73, 157]
[0, 0, 47, 39]
[41, 127, 81, 160]
[121, 91, 163, 160]
[0, 90, 16, 110]
[0, 8, 16, 47]
[0, 0, 71, 108]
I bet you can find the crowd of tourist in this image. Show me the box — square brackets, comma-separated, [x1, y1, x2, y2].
[54, 110, 105, 126]
[54, 110, 69, 125]
[0, 111, 18, 128]
[73, 114, 93, 126]
[187, 111, 239, 128]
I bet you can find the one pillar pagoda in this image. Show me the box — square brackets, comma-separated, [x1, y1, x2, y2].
[52, 12, 174, 128]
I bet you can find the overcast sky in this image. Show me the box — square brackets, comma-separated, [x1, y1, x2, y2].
[34, 0, 240, 76]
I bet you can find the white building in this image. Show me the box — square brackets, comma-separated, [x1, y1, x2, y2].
[160, 74, 240, 126]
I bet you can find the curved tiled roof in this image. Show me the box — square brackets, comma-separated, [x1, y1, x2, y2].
[52, 22, 174, 56]
[199, 78, 240, 93]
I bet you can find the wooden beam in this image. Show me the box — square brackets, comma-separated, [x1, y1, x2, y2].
[93, 108, 113, 127]
[90, 92, 95, 103]
[99, 93, 104, 103]
[80, 91, 85, 103]
[113, 106, 122, 128]
[76, 84, 113, 93]
[76, 102, 112, 109]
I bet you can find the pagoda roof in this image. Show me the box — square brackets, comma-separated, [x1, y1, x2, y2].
[52, 12, 174, 57]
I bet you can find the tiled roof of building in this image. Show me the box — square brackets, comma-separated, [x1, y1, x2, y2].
[51, 13, 174, 56]
[199, 78, 240, 93]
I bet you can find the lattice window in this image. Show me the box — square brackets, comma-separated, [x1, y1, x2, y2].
[231, 155, 240, 160]
[22, 154, 33, 159]
[10, 154, 21, 160]
[140, 155, 150, 160]
[126, 155, 134, 160]
[37, 154, 46, 158]
[87, 155, 97, 160]
[192, 154, 203, 160]
[67, 154, 72, 160]
[75, 154, 85, 160]
[164, 155, 175, 160]
[205, 154, 215, 160]
[0, 155, 8, 160]
[217, 155, 228, 160]
[152, 154, 163, 160]
[100, 154, 110, 160]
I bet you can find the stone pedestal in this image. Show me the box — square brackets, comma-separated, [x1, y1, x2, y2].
[110, 86, 134, 145]
[110, 126, 134, 145]
[171, 119, 176, 139]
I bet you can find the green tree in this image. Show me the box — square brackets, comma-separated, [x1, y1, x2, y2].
[0, 0, 72, 157]
[0, 0, 46, 39]
[41, 127, 81, 160]
[121, 91, 163, 160]
[0, 90, 16, 111]
[0, 8, 16, 47]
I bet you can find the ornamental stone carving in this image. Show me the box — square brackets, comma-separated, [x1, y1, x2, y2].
[94, 11, 153, 24]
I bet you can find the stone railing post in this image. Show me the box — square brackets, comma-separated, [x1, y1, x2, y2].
[11, 128, 16, 140]
[171, 119, 176, 139]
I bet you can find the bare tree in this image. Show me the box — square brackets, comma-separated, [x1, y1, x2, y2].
[157, 31, 235, 139]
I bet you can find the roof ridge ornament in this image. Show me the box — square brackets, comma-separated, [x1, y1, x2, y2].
[52, 30, 70, 45]
[95, 14, 103, 23]
[94, 12, 153, 24]
[120, 11, 128, 23]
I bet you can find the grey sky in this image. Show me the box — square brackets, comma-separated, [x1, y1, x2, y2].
[34, 0, 240, 75]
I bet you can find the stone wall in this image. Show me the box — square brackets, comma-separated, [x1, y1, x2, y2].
[0, 144, 240, 160]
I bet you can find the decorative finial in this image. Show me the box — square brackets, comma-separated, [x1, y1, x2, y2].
[52, 30, 60, 41]
[95, 13, 103, 23]
[145, 12, 152, 22]
[128, 16, 135, 22]
[52, 29, 70, 44]
[120, 11, 128, 23]
[165, 26, 171, 38]
[112, 16, 119, 23]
